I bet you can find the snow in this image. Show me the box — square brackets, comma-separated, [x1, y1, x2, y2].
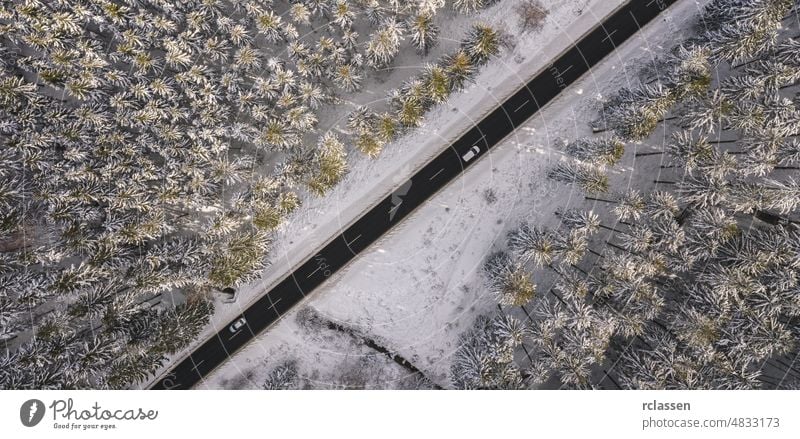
[208, 310, 424, 389]
[152, 0, 713, 388]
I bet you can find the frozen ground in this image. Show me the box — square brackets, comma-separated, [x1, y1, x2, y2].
[194, 0, 713, 389]
[211, 308, 427, 389]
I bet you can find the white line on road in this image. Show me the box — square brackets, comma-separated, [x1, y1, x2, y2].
[601, 29, 618, 43]
[346, 234, 362, 246]
[513, 100, 530, 113]
[228, 331, 242, 341]
[306, 265, 322, 278]
[389, 203, 401, 213]
[267, 296, 283, 311]
[555, 64, 573, 77]
[190, 360, 205, 371]
[429, 168, 445, 180]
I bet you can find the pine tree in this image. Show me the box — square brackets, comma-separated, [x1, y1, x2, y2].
[612, 190, 646, 222]
[366, 19, 405, 68]
[263, 360, 299, 389]
[451, 314, 528, 389]
[409, 13, 439, 55]
[528, 296, 616, 388]
[333, 63, 363, 92]
[700, 0, 793, 63]
[507, 222, 556, 267]
[256, 10, 285, 43]
[547, 162, 609, 194]
[307, 132, 348, 196]
[421, 64, 452, 104]
[483, 252, 536, 306]
[463, 24, 499, 65]
[557, 209, 600, 236]
[599, 83, 676, 141]
[442, 49, 476, 90]
[332, 0, 356, 29]
[452, 0, 487, 14]
[209, 228, 272, 288]
[356, 132, 385, 157]
[563, 137, 625, 166]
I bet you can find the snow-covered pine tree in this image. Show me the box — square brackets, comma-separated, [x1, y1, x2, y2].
[264, 360, 300, 390]
[547, 161, 610, 194]
[307, 132, 348, 196]
[507, 222, 556, 267]
[409, 12, 439, 55]
[563, 137, 626, 166]
[463, 23, 500, 65]
[452, 0, 487, 14]
[483, 252, 536, 306]
[451, 314, 528, 389]
[366, 19, 405, 68]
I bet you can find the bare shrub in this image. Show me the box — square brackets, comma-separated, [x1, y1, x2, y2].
[484, 188, 498, 205]
[496, 25, 517, 51]
[516, 0, 549, 32]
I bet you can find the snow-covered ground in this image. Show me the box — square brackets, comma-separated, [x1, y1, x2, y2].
[210, 308, 426, 389]
[190, 0, 714, 389]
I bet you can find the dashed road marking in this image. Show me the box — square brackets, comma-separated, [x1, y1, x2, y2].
[190, 360, 205, 371]
[514, 100, 530, 113]
[555, 64, 573, 77]
[429, 168, 445, 180]
[306, 265, 322, 278]
[267, 296, 283, 311]
[346, 234, 362, 246]
[602, 29, 618, 43]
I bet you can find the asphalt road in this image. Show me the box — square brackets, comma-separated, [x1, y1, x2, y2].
[151, 0, 680, 390]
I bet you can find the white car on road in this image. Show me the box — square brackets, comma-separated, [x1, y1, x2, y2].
[462, 145, 481, 162]
[229, 317, 247, 333]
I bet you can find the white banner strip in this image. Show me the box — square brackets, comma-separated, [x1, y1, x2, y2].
[1, 390, 797, 438]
